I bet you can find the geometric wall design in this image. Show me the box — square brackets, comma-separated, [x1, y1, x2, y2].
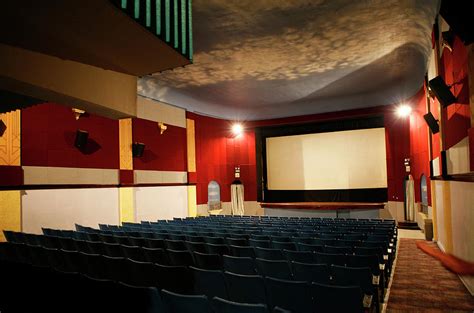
[0, 110, 21, 166]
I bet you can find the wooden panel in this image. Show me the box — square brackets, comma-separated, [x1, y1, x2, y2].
[119, 118, 133, 170]
[134, 170, 187, 184]
[136, 96, 186, 128]
[119, 187, 135, 224]
[0, 110, 20, 166]
[186, 118, 196, 172]
[0, 190, 21, 241]
[187, 185, 197, 217]
[23, 166, 119, 185]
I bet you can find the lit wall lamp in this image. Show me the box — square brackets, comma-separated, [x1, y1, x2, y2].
[231, 123, 243, 137]
[396, 104, 412, 118]
[158, 122, 167, 134]
[72, 108, 86, 120]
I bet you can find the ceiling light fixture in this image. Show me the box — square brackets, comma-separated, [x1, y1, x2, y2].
[396, 104, 412, 117]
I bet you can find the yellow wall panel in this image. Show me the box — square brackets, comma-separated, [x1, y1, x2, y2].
[186, 119, 196, 172]
[119, 118, 133, 170]
[187, 185, 197, 217]
[119, 187, 135, 224]
[442, 181, 453, 253]
[0, 110, 21, 166]
[0, 190, 21, 241]
[431, 180, 438, 241]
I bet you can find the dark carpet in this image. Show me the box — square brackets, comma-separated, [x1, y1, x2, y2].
[386, 239, 474, 313]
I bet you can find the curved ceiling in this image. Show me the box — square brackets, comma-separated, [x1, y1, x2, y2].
[138, 0, 439, 121]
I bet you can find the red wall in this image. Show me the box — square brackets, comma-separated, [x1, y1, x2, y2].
[409, 87, 432, 204]
[187, 112, 257, 204]
[189, 103, 415, 205]
[22, 103, 119, 169]
[440, 36, 471, 150]
[132, 118, 187, 171]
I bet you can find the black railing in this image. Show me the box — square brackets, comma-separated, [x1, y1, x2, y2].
[111, 0, 193, 62]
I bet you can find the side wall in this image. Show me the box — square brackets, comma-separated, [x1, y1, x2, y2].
[0, 97, 192, 236]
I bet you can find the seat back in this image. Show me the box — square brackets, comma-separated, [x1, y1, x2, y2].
[255, 247, 285, 261]
[314, 252, 347, 266]
[167, 249, 195, 266]
[193, 251, 222, 270]
[249, 239, 272, 249]
[265, 276, 313, 313]
[165, 239, 188, 251]
[284, 249, 314, 263]
[223, 255, 256, 275]
[255, 258, 292, 280]
[272, 241, 297, 251]
[142, 247, 169, 265]
[161, 289, 211, 313]
[330, 265, 374, 295]
[229, 245, 255, 258]
[187, 241, 208, 253]
[212, 296, 267, 313]
[291, 261, 331, 284]
[224, 272, 267, 305]
[312, 282, 364, 313]
[191, 266, 228, 299]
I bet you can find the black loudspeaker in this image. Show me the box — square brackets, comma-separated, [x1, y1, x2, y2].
[428, 76, 456, 107]
[423, 112, 439, 134]
[74, 130, 89, 149]
[132, 142, 145, 157]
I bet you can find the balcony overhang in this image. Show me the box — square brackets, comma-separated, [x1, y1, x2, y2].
[0, 0, 191, 76]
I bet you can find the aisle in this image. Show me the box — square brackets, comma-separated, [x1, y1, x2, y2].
[386, 239, 474, 312]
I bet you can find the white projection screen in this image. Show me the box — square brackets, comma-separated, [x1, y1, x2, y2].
[266, 128, 387, 190]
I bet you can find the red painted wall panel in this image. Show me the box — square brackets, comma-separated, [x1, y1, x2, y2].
[132, 118, 187, 171]
[22, 103, 119, 169]
[188, 112, 256, 204]
[409, 87, 431, 205]
[441, 37, 471, 150]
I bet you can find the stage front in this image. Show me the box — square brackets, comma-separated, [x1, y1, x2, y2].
[260, 202, 386, 218]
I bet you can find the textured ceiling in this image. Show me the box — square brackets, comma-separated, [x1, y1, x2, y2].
[138, 0, 439, 121]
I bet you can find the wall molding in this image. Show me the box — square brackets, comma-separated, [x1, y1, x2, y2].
[0, 183, 195, 191]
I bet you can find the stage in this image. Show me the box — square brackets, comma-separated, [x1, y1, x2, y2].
[259, 202, 386, 218]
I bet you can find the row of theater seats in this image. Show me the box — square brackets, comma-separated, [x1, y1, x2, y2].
[1, 233, 385, 297]
[0, 244, 365, 313]
[15, 225, 393, 291]
[1, 217, 395, 312]
[0, 258, 292, 313]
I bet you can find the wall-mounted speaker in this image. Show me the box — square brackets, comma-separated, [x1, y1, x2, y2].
[423, 112, 439, 134]
[428, 76, 456, 107]
[74, 130, 89, 149]
[132, 142, 145, 157]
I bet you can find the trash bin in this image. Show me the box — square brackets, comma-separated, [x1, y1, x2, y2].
[424, 219, 433, 241]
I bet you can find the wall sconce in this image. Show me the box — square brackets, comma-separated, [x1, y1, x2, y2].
[404, 158, 411, 173]
[158, 122, 167, 134]
[72, 108, 86, 120]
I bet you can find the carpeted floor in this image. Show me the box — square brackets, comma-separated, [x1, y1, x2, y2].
[386, 239, 474, 313]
